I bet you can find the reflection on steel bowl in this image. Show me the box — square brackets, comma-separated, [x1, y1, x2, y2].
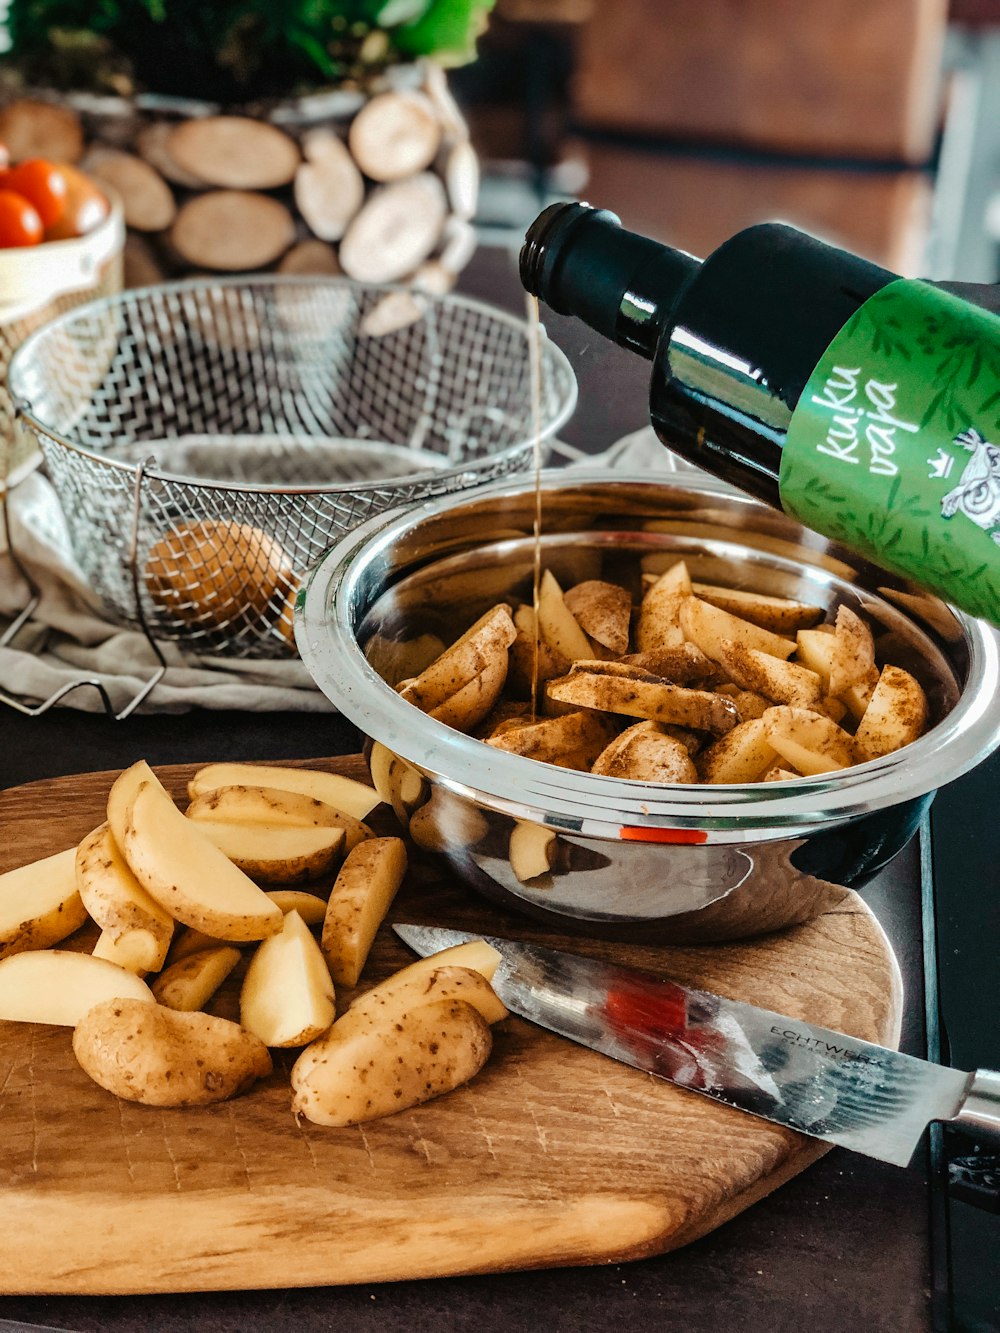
[297, 472, 1000, 943]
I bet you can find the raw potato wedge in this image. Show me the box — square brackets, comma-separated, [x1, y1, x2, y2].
[265, 890, 328, 926]
[187, 762, 382, 820]
[763, 707, 857, 775]
[349, 963, 508, 1027]
[509, 820, 559, 882]
[76, 823, 174, 972]
[691, 582, 824, 633]
[714, 639, 824, 708]
[401, 604, 516, 712]
[185, 784, 374, 852]
[591, 721, 698, 783]
[621, 643, 715, 685]
[241, 910, 336, 1048]
[563, 580, 631, 654]
[485, 709, 617, 764]
[92, 927, 159, 975]
[321, 837, 408, 987]
[122, 781, 283, 941]
[636, 559, 692, 652]
[853, 665, 929, 759]
[349, 939, 502, 1009]
[0, 847, 88, 962]
[151, 945, 242, 1011]
[167, 926, 226, 964]
[290, 997, 492, 1127]
[193, 821, 346, 883]
[0, 949, 154, 1025]
[697, 718, 779, 784]
[547, 667, 739, 735]
[537, 569, 594, 661]
[680, 596, 797, 662]
[107, 759, 169, 852]
[73, 998, 272, 1107]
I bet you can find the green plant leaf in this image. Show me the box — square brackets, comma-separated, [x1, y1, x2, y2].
[393, 0, 495, 63]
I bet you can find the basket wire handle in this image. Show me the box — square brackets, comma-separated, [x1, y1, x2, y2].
[0, 454, 167, 719]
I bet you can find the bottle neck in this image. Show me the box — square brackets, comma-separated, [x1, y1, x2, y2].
[520, 202, 700, 360]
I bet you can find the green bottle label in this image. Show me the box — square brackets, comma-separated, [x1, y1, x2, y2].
[780, 278, 1000, 624]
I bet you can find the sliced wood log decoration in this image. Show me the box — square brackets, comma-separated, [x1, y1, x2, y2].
[421, 60, 470, 143]
[338, 173, 448, 284]
[0, 98, 84, 163]
[122, 232, 167, 288]
[170, 191, 296, 272]
[348, 90, 443, 183]
[166, 116, 301, 190]
[438, 216, 478, 276]
[81, 147, 177, 232]
[277, 239, 342, 276]
[443, 140, 479, 220]
[294, 129, 365, 242]
[136, 121, 207, 189]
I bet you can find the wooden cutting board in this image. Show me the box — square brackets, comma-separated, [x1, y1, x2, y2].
[0, 755, 902, 1296]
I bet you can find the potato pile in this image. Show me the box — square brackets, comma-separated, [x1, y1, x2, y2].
[390, 557, 931, 787]
[0, 760, 506, 1124]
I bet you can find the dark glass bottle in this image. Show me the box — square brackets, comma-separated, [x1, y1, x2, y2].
[520, 202, 1000, 627]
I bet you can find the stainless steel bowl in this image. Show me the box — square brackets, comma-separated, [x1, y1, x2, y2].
[297, 471, 1000, 942]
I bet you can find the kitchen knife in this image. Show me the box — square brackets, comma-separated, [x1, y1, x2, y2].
[393, 923, 1000, 1168]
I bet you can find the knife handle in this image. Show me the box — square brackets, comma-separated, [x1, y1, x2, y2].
[950, 1069, 1000, 1141]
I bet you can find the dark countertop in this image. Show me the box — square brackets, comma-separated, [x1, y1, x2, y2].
[0, 243, 996, 1333]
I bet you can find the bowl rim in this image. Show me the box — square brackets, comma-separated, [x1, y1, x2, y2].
[7, 274, 579, 496]
[297, 470, 1000, 843]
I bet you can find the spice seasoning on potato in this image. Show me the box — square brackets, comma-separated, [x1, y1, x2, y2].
[390, 561, 930, 785]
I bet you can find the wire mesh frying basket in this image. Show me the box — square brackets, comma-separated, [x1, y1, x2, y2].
[8, 276, 577, 658]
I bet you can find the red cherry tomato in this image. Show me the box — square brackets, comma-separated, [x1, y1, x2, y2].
[4, 158, 68, 229]
[0, 191, 44, 247]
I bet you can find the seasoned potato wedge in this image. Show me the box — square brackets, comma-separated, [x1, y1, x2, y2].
[591, 721, 698, 783]
[547, 666, 739, 735]
[714, 639, 824, 708]
[73, 998, 271, 1106]
[425, 648, 508, 732]
[697, 718, 779, 784]
[635, 560, 691, 651]
[679, 596, 797, 662]
[290, 997, 492, 1127]
[1, 847, 88, 962]
[564, 579, 631, 654]
[485, 708, 616, 764]
[763, 707, 857, 775]
[402, 603, 516, 712]
[854, 665, 928, 759]
[537, 569, 594, 661]
[691, 582, 824, 633]
[509, 602, 570, 693]
[828, 605, 877, 697]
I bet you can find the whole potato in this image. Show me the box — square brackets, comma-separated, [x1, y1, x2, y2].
[73, 998, 272, 1107]
[291, 997, 492, 1127]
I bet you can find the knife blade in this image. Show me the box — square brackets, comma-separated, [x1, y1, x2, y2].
[393, 923, 1000, 1168]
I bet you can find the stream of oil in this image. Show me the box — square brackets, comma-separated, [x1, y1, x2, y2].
[526, 293, 543, 722]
